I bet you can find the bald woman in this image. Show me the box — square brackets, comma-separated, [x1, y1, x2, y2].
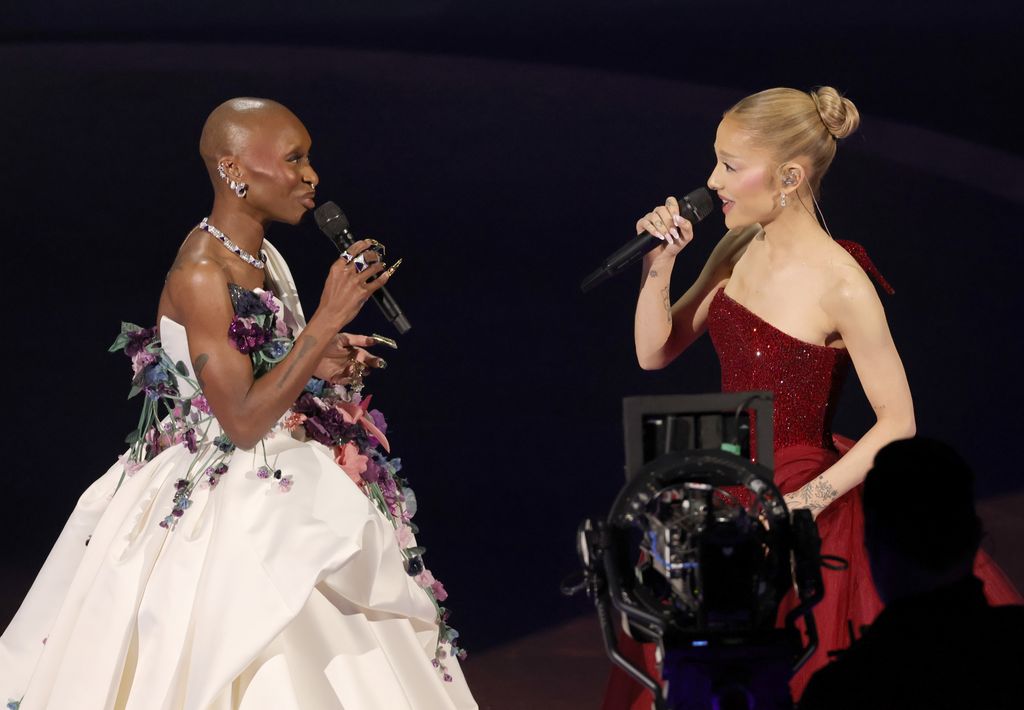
[0, 99, 478, 710]
[160, 98, 396, 450]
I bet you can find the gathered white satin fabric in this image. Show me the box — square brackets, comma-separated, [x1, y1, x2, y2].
[0, 241, 477, 709]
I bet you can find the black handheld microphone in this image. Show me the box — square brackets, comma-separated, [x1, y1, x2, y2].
[314, 201, 412, 334]
[580, 187, 715, 293]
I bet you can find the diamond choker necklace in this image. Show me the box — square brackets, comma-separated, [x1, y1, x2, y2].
[197, 217, 266, 270]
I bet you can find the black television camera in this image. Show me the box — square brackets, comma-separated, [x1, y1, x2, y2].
[566, 393, 827, 710]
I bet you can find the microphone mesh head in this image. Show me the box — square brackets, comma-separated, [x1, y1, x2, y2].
[683, 188, 714, 223]
[314, 201, 349, 235]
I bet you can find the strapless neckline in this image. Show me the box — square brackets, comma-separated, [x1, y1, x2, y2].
[715, 288, 848, 354]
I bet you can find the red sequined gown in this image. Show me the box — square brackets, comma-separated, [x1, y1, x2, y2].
[603, 241, 1023, 709]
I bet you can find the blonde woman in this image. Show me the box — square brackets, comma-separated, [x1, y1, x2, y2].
[606, 87, 1022, 707]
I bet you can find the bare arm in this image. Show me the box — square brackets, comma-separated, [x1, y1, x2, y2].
[784, 270, 916, 517]
[169, 242, 394, 450]
[635, 203, 757, 369]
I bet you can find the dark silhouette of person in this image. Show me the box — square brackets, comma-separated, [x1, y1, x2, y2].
[799, 437, 1024, 709]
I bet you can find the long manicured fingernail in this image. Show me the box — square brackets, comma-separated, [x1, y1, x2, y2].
[386, 258, 403, 276]
[670, 228, 680, 239]
[375, 358, 388, 369]
[371, 334, 399, 350]
[672, 215, 681, 226]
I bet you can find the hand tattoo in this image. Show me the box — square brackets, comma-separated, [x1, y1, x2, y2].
[786, 477, 840, 515]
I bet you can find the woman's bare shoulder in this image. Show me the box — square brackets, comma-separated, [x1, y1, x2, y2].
[821, 241, 883, 317]
[160, 243, 235, 324]
[823, 240, 876, 294]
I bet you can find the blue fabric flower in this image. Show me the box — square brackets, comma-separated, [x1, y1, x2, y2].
[262, 339, 290, 360]
[304, 377, 326, 396]
[143, 365, 168, 386]
[213, 434, 235, 453]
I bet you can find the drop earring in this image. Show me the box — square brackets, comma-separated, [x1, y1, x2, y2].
[780, 192, 788, 208]
[217, 164, 248, 198]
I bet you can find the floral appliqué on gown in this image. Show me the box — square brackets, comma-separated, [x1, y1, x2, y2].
[1, 241, 477, 710]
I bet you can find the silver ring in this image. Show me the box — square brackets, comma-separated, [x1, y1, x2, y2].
[341, 251, 369, 270]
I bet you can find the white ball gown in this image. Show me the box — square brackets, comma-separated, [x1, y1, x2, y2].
[0, 241, 478, 710]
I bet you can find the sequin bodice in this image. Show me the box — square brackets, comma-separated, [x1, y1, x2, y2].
[708, 288, 852, 451]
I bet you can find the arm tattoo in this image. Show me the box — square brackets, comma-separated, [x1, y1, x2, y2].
[660, 286, 672, 324]
[277, 334, 318, 388]
[649, 269, 659, 278]
[194, 353, 209, 388]
[788, 477, 840, 514]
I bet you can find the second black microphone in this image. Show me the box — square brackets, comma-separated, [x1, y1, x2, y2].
[580, 187, 715, 293]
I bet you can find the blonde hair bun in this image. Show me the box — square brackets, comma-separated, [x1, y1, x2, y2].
[811, 86, 860, 140]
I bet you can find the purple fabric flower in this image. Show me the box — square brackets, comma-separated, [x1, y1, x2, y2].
[228, 316, 269, 354]
[293, 391, 322, 416]
[362, 457, 383, 484]
[304, 406, 347, 446]
[258, 290, 281, 315]
[154, 384, 178, 400]
[379, 474, 399, 509]
[303, 416, 334, 446]
[124, 326, 157, 358]
[233, 290, 272, 318]
[131, 350, 157, 376]
[369, 409, 388, 435]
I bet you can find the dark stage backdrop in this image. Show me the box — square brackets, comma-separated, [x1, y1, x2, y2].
[2, 15, 1022, 655]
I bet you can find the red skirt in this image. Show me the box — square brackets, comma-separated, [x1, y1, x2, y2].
[601, 438, 1023, 709]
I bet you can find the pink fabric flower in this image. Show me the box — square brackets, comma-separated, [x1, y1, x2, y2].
[431, 579, 448, 602]
[334, 442, 368, 485]
[334, 397, 391, 453]
[191, 395, 211, 414]
[413, 569, 448, 600]
[117, 453, 144, 477]
[396, 524, 415, 549]
[274, 316, 291, 338]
